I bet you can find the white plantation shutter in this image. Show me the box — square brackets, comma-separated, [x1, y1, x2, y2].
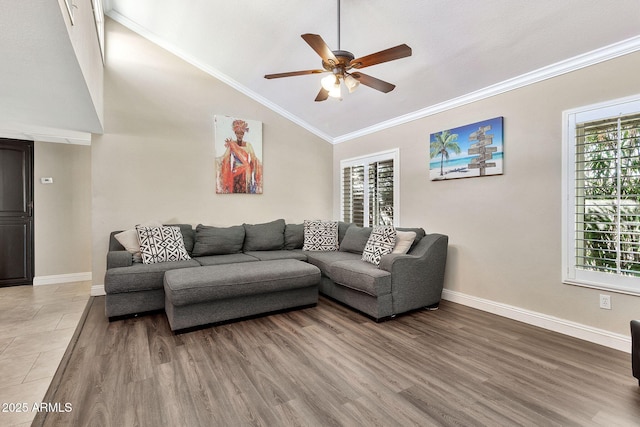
[341, 150, 399, 227]
[563, 96, 640, 293]
[342, 165, 365, 225]
[369, 159, 394, 226]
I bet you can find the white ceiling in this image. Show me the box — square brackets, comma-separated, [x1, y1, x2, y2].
[104, 0, 640, 143]
[2, 1, 639, 144]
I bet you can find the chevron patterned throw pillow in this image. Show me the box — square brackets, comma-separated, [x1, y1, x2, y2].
[302, 220, 339, 251]
[136, 226, 191, 264]
[362, 225, 397, 266]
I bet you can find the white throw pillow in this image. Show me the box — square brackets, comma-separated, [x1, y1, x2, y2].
[302, 220, 339, 251]
[392, 230, 417, 254]
[362, 225, 397, 266]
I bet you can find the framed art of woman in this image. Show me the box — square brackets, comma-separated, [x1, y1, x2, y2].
[215, 116, 263, 194]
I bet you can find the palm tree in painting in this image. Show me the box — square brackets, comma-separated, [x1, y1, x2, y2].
[430, 130, 461, 176]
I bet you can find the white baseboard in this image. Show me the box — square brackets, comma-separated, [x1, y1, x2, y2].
[441, 289, 631, 353]
[91, 284, 106, 296]
[33, 272, 92, 286]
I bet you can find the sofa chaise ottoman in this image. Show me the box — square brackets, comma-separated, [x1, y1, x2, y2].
[163, 259, 321, 331]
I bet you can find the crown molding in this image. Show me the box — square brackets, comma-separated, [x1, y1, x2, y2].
[334, 35, 640, 144]
[105, 10, 640, 146]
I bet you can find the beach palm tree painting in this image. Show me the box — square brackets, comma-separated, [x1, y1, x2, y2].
[429, 117, 504, 180]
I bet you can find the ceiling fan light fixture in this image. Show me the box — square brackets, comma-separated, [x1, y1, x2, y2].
[321, 74, 338, 91]
[328, 83, 342, 98]
[344, 74, 360, 93]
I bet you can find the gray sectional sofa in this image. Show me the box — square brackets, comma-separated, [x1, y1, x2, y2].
[104, 219, 448, 328]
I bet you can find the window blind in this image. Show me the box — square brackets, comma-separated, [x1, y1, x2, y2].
[574, 113, 640, 278]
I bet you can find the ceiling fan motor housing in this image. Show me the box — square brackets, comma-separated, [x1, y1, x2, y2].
[323, 50, 355, 72]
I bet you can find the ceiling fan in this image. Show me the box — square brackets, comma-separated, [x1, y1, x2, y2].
[264, 0, 412, 101]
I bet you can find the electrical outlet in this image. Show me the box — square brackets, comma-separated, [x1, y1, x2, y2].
[599, 294, 611, 310]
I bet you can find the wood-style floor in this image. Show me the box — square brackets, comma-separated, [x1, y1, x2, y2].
[36, 296, 640, 427]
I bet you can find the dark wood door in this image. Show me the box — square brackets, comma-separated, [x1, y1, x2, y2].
[0, 138, 34, 286]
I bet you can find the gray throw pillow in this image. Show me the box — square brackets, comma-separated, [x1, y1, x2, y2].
[339, 225, 373, 254]
[284, 223, 304, 250]
[192, 224, 245, 256]
[243, 219, 285, 251]
[338, 221, 353, 244]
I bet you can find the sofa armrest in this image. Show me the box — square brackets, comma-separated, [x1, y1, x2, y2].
[107, 251, 133, 269]
[379, 233, 448, 310]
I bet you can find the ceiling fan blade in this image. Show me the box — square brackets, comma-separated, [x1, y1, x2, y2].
[302, 34, 338, 64]
[264, 69, 325, 79]
[352, 72, 396, 93]
[351, 44, 412, 69]
[315, 87, 329, 102]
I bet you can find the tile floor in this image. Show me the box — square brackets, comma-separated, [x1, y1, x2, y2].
[0, 281, 91, 427]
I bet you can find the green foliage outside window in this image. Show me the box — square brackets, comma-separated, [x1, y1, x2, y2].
[578, 115, 640, 276]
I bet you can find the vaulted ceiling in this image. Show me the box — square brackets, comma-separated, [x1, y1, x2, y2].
[2, 1, 640, 144]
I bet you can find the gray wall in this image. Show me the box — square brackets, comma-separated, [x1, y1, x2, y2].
[333, 51, 640, 336]
[34, 141, 92, 277]
[33, 16, 640, 341]
[91, 19, 334, 285]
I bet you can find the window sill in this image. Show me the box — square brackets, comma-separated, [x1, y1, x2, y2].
[563, 278, 640, 297]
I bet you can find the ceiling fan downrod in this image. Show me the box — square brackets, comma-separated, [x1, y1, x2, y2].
[337, 0, 341, 50]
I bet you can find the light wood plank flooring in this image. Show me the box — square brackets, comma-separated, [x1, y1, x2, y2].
[34, 294, 640, 426]
[0, 281, 91, 427]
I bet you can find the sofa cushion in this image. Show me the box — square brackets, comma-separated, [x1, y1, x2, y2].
[192, 224, 245, 256]
[284, 223, 304, 250]
[392, 230, 416, 254]
[136, 226, 191, 264]
[105, 259, 200, 293]
[330, 260, 392, 297]
[303, 220, 339, 251]
[339, 225, 372, 254]
[244, 250, 307, 262]
[304, 251, 362, 277]
[195, 253, 259, 266]
[243, 219, 285, 251]
[362, 226, 397, 266]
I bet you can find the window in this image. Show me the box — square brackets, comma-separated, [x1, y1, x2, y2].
[563, 95, 640, 294]
[341, 149, 399, 227]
